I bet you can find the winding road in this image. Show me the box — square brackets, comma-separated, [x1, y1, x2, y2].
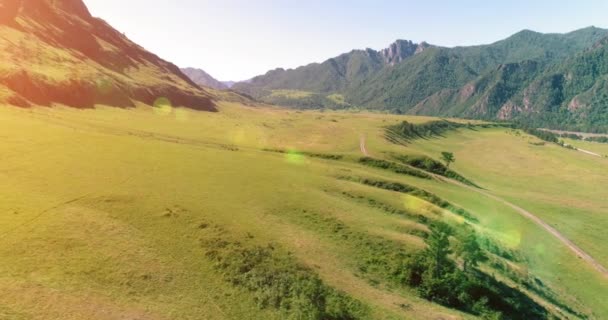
[358, 135, 608, 278]
[450, 179, 608, 278]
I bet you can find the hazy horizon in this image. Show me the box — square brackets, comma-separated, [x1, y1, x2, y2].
[84, 0, 608, 81]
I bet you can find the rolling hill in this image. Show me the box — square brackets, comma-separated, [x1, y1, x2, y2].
[0, 0, 215, 110]
[233, 27, 608, 131]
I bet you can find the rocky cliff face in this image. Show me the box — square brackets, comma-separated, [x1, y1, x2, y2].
[0, 0, 216, 111]
[380, 40, 431, 65]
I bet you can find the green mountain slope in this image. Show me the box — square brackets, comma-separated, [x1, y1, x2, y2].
[233, 40, 428, 107]
[504, 37, 608, 132]
[234, 27, 608, 130]
[346, 47, 479, 109]
[410, 60, 543, 118]
[413, 34, 608, 132]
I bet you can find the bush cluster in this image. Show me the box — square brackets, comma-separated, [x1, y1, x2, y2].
[201, 236, 370, 320]
[391, 154, 480, 187]
[263, 148, 344, 160]
[349, 177, 478, 223]
[388, 120, 464, 140]
[401, 222, 547, 319]
[358, 157, 432, 179]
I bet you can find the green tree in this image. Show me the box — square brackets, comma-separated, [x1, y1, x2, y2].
[424, 222, 454, 278]
[458, 229, 486, 273]
[441, 152, 455, 168]
[418, 222, 457, 303]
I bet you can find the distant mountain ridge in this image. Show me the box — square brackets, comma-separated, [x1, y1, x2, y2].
[0, 0, 215, 111]
[235, 39, 432, 97]
[410, 28, 608, 131]
[222, 81, 237, 88]
[234, 27, 608, 131]
[181, 67, 228, 90]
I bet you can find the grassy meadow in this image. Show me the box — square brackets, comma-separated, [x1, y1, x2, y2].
[0, 102, 606, 319]
[563, 138, 608, 157]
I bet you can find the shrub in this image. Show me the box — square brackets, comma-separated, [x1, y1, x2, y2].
[263, 148, 344, 160]
[387, 120, 464, 140]
[348, 177, 479, 223]
[585, 136, 608, 143]
[391, 154, 480, 188]
[201, 236, 370, 319]
[358, 157, 432, 179]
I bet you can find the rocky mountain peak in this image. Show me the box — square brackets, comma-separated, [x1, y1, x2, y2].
[380, 40, 431, 66]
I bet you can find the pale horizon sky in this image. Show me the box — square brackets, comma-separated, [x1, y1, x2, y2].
[84, 0, 608, 81]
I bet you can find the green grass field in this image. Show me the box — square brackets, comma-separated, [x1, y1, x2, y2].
[1, 102, 607, 319]
[563, 138, 608, 157]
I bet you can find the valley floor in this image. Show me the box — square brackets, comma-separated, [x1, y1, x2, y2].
[0, 102, 607, 319]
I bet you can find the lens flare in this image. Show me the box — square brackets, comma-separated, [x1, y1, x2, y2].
[285, 149, 305, 165]
[153, 97, 172, 116]
[495, 229, 522, 248]
[230, 128, 246, 145]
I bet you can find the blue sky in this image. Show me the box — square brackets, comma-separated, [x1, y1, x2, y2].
[84, 0, 608, 81]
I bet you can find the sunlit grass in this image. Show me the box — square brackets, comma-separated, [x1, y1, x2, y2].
[0, 103, 605, 318]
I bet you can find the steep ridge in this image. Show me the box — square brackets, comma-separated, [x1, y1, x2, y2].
[0, 0, 216, 111]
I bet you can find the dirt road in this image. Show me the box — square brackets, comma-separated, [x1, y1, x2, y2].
[360, 135, 369, 157]
[358, 136, 608, 278]
[453, 180, 608, 278]
[577, 148, 602, 157]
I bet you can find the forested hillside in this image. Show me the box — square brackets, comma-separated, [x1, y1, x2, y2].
[234, 27, 608, 131]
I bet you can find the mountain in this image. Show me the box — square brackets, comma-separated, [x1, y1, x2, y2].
[234, 40, 431, 107]
[181, 67, 228, 90]
[410, 30, 608, 132]
[234, 27, 608, 130]
[410, 59, 544, 118]
[0, 0, 215, 111]
[232, 40, 433, 109]
[500, 36, 608, 131]
[222, 81, 237, 88]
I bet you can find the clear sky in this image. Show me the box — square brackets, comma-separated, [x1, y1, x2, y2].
[84, 0, 608, 81]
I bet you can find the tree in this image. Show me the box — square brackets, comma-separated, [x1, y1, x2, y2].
[457, 229, 486, 273]
[441, 152, 455, 168]
[424, 222, 454, 278]
[418, 222, 457, 303]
